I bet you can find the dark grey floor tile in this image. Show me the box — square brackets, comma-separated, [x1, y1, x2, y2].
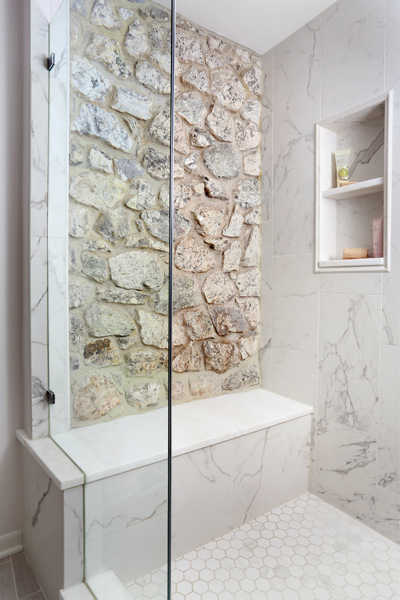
[0, 558, 10, 566]
[20, 592, 45, 600]
[10, 554, 39, 600]
[0, 561, 17, 600]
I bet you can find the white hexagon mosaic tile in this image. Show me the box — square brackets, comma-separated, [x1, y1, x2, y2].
[128, 493, 400, 600]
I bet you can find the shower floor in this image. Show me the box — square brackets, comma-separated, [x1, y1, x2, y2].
[128, 493, 400, 600]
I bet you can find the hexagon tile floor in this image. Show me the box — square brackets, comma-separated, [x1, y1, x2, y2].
[128, 493, 400, 600]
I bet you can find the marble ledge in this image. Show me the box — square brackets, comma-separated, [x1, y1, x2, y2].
[60, 583, 94, 600]
[17, 429, 84, 490]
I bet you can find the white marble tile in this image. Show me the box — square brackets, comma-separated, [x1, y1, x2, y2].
[273, 134, 315, 255]
[85, 461, 167, 543]
[30, 72, 48, 238]
[172, 441, 234, 559]
[49, 0, 69, 83]
[272, 254, 319, 375]
[374, 485, 400, 544]
[60, 583, 94, 600]
[32, 396, 49, 440]
[271, 365, 317, 410]
[64, 486, 84, 588]
[382, 196, 400, 346]
[321, 0, 385, 41]
[321, 6, 385, 118]
[386, 0, 400, 91]
[49, 79, 68, 177]
[260, 326, 271, 389]
[261, 219, 272, 331]
[314, 418, 377, 526]
[273, 16, 321, 146]
[48, 163, 68, 240]
[336, 192, 383, 257]
[30, 235, 47, 347]
[318, 293, 381, 437]
[49, 392, 70, 436]
[31, 0, 51, 74]
[261, 50, 273, 222]
[377, 345, 400, 495]
[320, 271, 382, 294]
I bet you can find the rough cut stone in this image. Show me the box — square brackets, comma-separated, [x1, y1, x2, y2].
[173, 275, 202, 313]
[183, 310, 215, 341]
[174, 183, 190, 209]
[174, 117, 190, 154]
[88, 147, 113, 173]
[142, 148, 170, 179]
[147, 6, 169, 22]
[71, 56, 110, 102]
[117, 335, 137, 350]
[172, 379, 185, 400]
[141, 209, 169, 242]
[191, 180, 204, 195]
[204, 237, 231, 252]
[150, 49, 171, 74]
[158, 185, 170, 209]
[126, 349, 167, 375]
[70, 246, 78, 272]
[124, 117, 142, 157]
[176, 30, 204, 64]
[236, 268, 260, 297]
[243, 227, 260, 267]
[125, 19, 150, 57]
[85, 303, 135, 337]
[203, 340, 235, 373]
[82, 252, 109, 282]
[236, 120, 261, 151]
[84, 239, 111, 253]
[223, 240, 241, 272]
[74, 375, 122, 420]
[205, 52, 223, 69]
[175, 92, 207, 126]
[126, 382, 161, 409]
[204, 143, 241, 178]
[112, 86, 153, 120]
[244, 151, 261, 176]
[190, 128, 214, 148]
[223, 207, 243, 237]
[94, 209, 131, 243]
[91, 0, 121, 28]
[242, 65, 261, 95]
[222, 363, 260, 390]
[173, 322, 187, 346]
[148, 286, 168, 315]
[83, 338, 121, 367]
[138, 310, 168, 348]
[118, 7, 133, 20]
[236, 297, 260, 329]
[209, 306, 248, 336]
[181, 65, 209, 93]
[174, 158, 185, 179]
[126, 235, 168, 251]
[70, 172, 127, 210]
[71, 0, 87, 16]
[211, 68, 246, 111]
[115, 158, 144, 181]
[148, 24, 166, 48]
[233, 178, 260, 209]
[69, 283, 90, 308]
[183, 153, 198, 173]
[208, 35, 230, 53]
[72, 103, 132, 152]
[175, 237, 215, 272]
[148, 108, 170, 147]
[96, 287, 147, 304]
[206, 104, 234, 142]
[172, 342, 202, 373]
[174, 210, 192, 240]
[136, 60, 170, 94]
[240, 99, 261, 124]
[190, 376, 218, 397]
[192, 204, 225, 237]
[237, 331, 259, 359]
[203, 177, 228, 200]
[70, 142, 84, 165]
[202, 272, 236, 304]
[109, 250, 165, 290]
[244, 208, 260, 225]
[70, 208, 90, 238]
[126, 179, 156, 211]
[86, 34, 132, 79]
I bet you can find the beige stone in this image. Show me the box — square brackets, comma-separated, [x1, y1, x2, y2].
[172, 342, 202, 372]
[236, 120, 261, 151]
[126, 382, 161, 409]
[223, 240, 242, 272]
[206, 104, 234, 142]
[83, 338, 122, 367]
[236, 268, 261, 297]
[184, 310, 215, 341]
[222, 363, 260, 390]
[210, 68, 246, 111]
[173, 322, 187, 347]
[190, 376, 218, 397]
[138, 310, 168, 348]
[125, 349, 167, 375]
[202, 271, 236, 304]
[175, 237, 216, 272]
[243, 227, 260, 267]
[203, 340, 235, 373]
[74, 375, 122, 420]
[209, 306, 248, 336]
[223, 207, 243, 237]
[192, 204, 225, 237]
[235, 298, 260, 329]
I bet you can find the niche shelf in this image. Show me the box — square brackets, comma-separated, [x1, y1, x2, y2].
[315, 91, 393, 273]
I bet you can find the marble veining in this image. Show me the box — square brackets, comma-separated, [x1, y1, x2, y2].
[261, 50, 273, 222]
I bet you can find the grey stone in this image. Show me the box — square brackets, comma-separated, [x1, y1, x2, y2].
[222, 363, 260, 390]
[181, 65, 209, 93]
[211, 68, 246, 111]
[118, 7, 133, 20]
[206, 104, 234, 142]
[74, 375, 122, 420]
[236, 268, 260, 297]
[202, 272, 236, 304]
[209, 305, 248, 336]
[175, 237, 216, 272]
[71, 0, 87, 16]
[149, 285, 169, 315]
[138, 310, 168, 348]
[126, 349, 167, 375]
[172, 342, 202, 373]
[202, 340, 235, 373]
[243, 208, 260, 225]
[150, 49, 172, 74]
[235, 47, 252, 63]
[72, 103, 132, 152]
[70, 208, 90, 238]
[96, 286, 147, 304]
[173, 322, 187, 347]
[205, 52, 223, 69]
[174, 210, 192, 240]
[203, 143, 241, 178]
[175, 30, 204, 64]
[208, 35, 230, 53]
[240, 99, 261, 124]
[82, 252, 109, 282]
[94, 209, 131, 243]
[173, 275, 202, 313]
[112, 86, 153, 120]
[243, 227, 260, 267]
[125, 179, 156, 211]
[190, 128, 214, 148]
[142, 148, 170, 179]
[70, 246, 78, 272]
[235, 297, 260, 329]
[91, 0, 121, 28]
[174, 158, 185, 179]
[203, 177, 228, 200]
[233, 178, 260, 209]
[109, 250, 165, 290]
[86, 34, 132, 79]
[85, 303, 135, 337]
[124, 116, 142, 156]
[70, 172, 127, 210]
[192, 204, 225, 237]
[148, 108, 170, 147]
[115, 158, 145, 181]
[236, 120, 261, 151]
[141, 209, 169, 242]
[82, 238, 110, 252]
[204, 237, 231, 252]
[70, 142, 84, 165]
[148, 6, 169, 22]
[125, 235, 168, 251]
[174, 117, 190, 154]
[242, 65, 262, 95]
[244, 151, 261, 176]
[70, 314, 84, 334]
[125, 19, 150, 57]
[183, 309, 215, 341]
[223, 240, 241, 272]
[223, 207, 243, 237]
[176, 15, 205, 35]
[88, 147, 113, 173]
[158, 185, 170, 209]
[136, 60, 170, 94]
[148, 24, 166, 48]
[174, 184, 191, 209]
[237, 331, 259, 359]
[71, 56, 111, 102]
[69, 283, 90, 308]
[190, 376, 219, 397]
[183, 153, 198, 173]
[126, 382, 161, 409]
[117, 335, 137, 350]
[175, 92, 207, 126]
[83, 338, 122, 367]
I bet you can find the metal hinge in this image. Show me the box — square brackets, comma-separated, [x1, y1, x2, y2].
[47, 52, 56, 72]
[46, 390, 56, 405]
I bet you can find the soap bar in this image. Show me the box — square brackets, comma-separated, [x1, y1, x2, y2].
[343, 248, 368, 260]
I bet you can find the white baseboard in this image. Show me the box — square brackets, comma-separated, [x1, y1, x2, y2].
[0, 529, 23, 559]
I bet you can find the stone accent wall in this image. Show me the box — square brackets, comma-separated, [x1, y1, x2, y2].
[68, 0, 262, 427]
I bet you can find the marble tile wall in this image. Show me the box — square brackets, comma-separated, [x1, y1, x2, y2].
[261, 0, 400, 543]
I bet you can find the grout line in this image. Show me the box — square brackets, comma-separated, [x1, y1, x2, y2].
[9, 555, 18, 600]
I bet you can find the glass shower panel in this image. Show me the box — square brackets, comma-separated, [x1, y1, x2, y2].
[48, 0, 174, 597]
